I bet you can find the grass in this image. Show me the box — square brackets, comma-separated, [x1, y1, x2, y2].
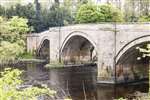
[45, 61, 64, 69]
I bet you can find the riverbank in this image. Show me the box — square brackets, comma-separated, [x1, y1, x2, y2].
[0, 59, 46, 67]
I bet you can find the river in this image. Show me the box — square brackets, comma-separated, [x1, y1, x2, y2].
[0, 62, 149, 100]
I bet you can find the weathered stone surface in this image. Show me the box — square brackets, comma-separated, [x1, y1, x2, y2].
[27, 23, 150, 83]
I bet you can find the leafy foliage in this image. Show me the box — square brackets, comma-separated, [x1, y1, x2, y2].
[98, 4, 123, 22]
[0, 41, 24, 63]
[124, 0, 150, 22]
[0, 16, 30, 62]
[0, 16, 30, 42]
[76, 4, 123, 23]
[0, 68, 56, 100]
[0, 3, 73, 33]
[0, 5, 5, 15]
[9, 16, 29, 34]
[41, 4, 74, 29]
[19, 51, 35, 59]
[138, 15, 150, 22]
[75, 4, 100, 23]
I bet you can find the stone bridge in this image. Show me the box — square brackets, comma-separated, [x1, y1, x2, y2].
[27, 23, 150, 83]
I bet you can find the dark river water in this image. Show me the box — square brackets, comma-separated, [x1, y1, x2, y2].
[0, 62, 149, 100]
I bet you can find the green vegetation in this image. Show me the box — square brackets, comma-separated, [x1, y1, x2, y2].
[124, 0, 150, 22]
[0, 0, 149, 33]
[0, 68, 56, 100]
[99, 4, 124, 22]
[0, 3, 73, 32]
[0, 16, 31, 63]
[116, 98, 126, 100]
[45, 61, 64, 69]
[75, 4, 100, 23]
[76, 4, 123, 23]
[0, 41, 24, 63]
[0, 1, 149, 100]
[0, 16, 29, 42]
[138, 15, 150, 22]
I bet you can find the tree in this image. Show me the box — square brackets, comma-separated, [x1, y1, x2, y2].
[0, 16, 30, 62]
[0, 5, 5, 16]
[76, 4, 123, 23]
[138, 14, 150, 22]
[0, 16, 30, 43]
[124, 0, 150, 22]
[76, 4, 100, 23]
[98, 4, 123, 22]
[0, 2, 74, 32]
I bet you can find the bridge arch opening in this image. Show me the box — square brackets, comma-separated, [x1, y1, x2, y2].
[61, 35, 97, 64]
[37, 39, 50, 61]
[116, 42, 150, 83]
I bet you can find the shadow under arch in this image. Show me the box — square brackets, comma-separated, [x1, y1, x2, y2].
[116, 35, 150, 63]
[60, 31, 98, 64]
[115, 36, 150, 83]
[37, 38, 50, 61]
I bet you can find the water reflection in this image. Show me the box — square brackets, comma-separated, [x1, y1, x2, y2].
[1, 63, 149, 100]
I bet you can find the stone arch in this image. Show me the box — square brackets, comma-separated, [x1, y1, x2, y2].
[37, 36, 50, 52]
[116, 35, 150, 63]
[60, 31, 97, 64]
[115, 35, 150, 82]
[37, 36, 50, 61]
[61, 31, 97, 53]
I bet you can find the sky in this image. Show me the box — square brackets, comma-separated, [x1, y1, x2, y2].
[0, 0, 54, 6]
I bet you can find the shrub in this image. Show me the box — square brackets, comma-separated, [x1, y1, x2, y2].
[0, 41, 24, 63]
[76, 4, 124, 23]
[0, 16, 30, 43]
[98, 4, 123, 22]
[0, 16, 30, 62]
[0, 68, 56, 100]
[138, 15, 150, 22]
[76, 4, 100, 23]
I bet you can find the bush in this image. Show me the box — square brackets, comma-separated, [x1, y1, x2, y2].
[76, 4, 124, 23]
[98, 4, 124, 22]
[0, 68, 56, 100]
[0, 16, 30, 62]
[76, 4, 100, 23]
[18, 51, 35, 59]
[138, 15, 150, 22]
[0, 16, 30, 43]
[0, 41, 24, 63]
